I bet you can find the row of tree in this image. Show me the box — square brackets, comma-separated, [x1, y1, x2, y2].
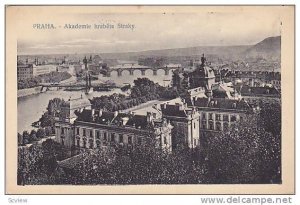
[18, 127, 53, 146]
[18, 139, 68, 185]
[90, 78, 178, 111]
[18, 71, 72, 90]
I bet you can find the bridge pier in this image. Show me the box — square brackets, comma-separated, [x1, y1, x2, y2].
[117, 69, 122, 76]
[153, 70, 157, 76]
[141, 70, 146, 76]
[129, 70, 134, 75]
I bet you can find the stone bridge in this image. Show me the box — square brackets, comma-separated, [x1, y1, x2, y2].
[106, 64, 181, 77]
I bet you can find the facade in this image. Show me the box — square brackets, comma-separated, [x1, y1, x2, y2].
[33, 64, 57, 76]
[55, 98, 173, 152]
[17, 62, 33, 81]
[189, 97, 255, 133]
[160, 103, 200, 149]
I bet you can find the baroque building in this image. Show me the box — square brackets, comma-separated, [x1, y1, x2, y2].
[54, 97, 173, 153]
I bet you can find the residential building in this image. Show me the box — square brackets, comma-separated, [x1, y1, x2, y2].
[17, 61, 33, 80]
[160, 103, 200, 149]
[55, 97, 173, 153]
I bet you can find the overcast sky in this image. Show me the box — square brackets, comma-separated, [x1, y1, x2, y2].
[16, 8, 282, 55]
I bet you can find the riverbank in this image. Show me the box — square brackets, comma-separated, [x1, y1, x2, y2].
[17, 86, 44, 98]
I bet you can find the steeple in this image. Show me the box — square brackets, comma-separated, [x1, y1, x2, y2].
[83, 56, 88, 70]
[201, 53, 206, 66]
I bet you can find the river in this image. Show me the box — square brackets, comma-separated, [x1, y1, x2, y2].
[17, 69, 174, 133]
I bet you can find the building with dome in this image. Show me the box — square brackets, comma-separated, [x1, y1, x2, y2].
[188, 54, 216, 91]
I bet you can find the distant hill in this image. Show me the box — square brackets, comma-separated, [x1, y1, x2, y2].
[100, 45, 251, 60]
[243, 36, 281, 60]
[99, 36, 280, 61]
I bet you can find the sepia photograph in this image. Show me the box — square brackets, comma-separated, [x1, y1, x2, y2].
[5, 5, 295, 194]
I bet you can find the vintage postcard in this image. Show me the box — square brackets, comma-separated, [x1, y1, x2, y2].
[5, 5, 294, 194]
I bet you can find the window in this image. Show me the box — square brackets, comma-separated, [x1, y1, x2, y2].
[96, 140, 101, 148]
[83, 128, 86, 136]
[194, 122, 196, 129]
[209, 122, 214, 130]
[111, 133, 115, 142]
[76, 128, 80, 135]
[164, 136, 167, 145]
[202, 113, 206, 119]
[209, 113, 213, 120]
[231, 115, 237, 122]
[96, 131, 100, 139]
[119, 134, 123, 143]
[61, 127, 64, 135]
[128, 136, 132, 144]
[89, 139, 94, 149]
[216, 122, 222, 131]
[103, 132, 107, 141]
[223, 122, 229, 130]
[77, 139, 80, 147]
[201, 121, 207, 129]
[138, 137, 142, 145]
[89, 130, 93, 138]
[83, 139, 87, 148]
[223, 115, 229, 121]
[61, 138, 64, 146]
[216, 114, 221, 121]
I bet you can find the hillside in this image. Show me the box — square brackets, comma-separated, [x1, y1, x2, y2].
[99, 36, 280, 61]
[243, 36, 281, 60]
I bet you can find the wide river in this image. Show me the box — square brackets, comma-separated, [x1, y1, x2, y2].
[17, 69, 174, 133]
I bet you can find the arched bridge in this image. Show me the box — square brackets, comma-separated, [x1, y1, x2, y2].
[106, 64, 181, 77]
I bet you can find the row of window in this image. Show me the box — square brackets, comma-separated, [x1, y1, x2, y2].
[76, 136, 141, 149]
[201, 113, 237, 122]
[201, 121, 230, 131]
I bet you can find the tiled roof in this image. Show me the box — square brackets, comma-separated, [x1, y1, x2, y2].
[75, 109, 151, 129]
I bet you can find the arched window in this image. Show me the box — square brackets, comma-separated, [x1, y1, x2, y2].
[209, 121, 214, 130]
[83, 138, 87, 148]
[96, 140, 101, 148]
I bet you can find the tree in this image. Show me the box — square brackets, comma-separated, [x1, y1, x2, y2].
[18, 133, 23, 146]
[36, 128, 46, 139]
[45, 126, 52, 136]
[206, 115, 281, 184]
[29, 132, 38, 142]
[22, 131, 30, 145]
